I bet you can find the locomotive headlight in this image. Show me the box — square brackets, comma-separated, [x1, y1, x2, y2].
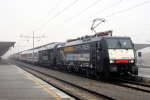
[110, 60, 115, 63]
[131, 60, 134, 63]
[129, 60, 134, 63]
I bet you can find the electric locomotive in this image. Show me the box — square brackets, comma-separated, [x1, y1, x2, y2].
[56, 30, 138, 77]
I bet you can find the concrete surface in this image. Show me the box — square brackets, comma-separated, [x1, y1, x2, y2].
[0, 60, 73, 100]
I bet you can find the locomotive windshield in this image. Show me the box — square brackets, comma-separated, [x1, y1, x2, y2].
[106, 39, 132, 49]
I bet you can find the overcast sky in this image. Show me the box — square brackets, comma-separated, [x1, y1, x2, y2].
[0, 0, 150, 56]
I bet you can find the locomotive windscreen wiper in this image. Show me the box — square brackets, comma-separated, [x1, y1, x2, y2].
[114, 40, 121, 50]
[123, 46, 128, 51]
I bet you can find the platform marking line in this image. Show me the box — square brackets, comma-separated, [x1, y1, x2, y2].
[11, 64, 62, 100]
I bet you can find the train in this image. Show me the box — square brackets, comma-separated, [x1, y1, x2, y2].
[9, 30, 138, 78]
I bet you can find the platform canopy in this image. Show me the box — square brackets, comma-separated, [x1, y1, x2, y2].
[0, 42, 15, 56]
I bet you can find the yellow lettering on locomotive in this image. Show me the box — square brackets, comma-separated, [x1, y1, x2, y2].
[80, 58, 83, 60]
[64, 47, 73, 52]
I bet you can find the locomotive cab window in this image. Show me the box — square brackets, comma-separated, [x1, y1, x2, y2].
[96, 42, 101, 50]
[106, 39, 132, 49]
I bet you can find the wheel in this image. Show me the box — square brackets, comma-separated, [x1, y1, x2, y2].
[134, 71, 138, 75]
[86, 68, 90, 77]
[68, 67, 73, 73]
[96, 71, 104, 80]
[63, 66, 66, 72]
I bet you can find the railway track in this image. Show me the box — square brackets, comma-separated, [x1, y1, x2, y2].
[9, 60, 115, 100]
[105, 79, 150, 93]
[60, 65, 150, 94]
[9, 60, 150, 100]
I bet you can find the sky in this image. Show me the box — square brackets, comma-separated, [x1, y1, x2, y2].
[0, 0, 150, 57]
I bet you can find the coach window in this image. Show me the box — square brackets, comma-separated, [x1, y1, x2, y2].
[28, 53, 30, 57]
[28, 53, 32, 57]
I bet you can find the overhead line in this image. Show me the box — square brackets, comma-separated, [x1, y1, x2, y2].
[33, 0, 150, 44]
[40, 0, 121, 36]
[22, 0, 63, 36]
[32, 0, 63, 30]
[40, 22, 90, 43]
[40, 24, 150, 43]
[18, 0, 63, 43]
[35, 0, 78, 32]
[114, 24, 150, 31]
[42, 0, 101, 35]
[31, 0, 121, 38]
[104, 0, 150, 18]
[115, 27, 150, 33]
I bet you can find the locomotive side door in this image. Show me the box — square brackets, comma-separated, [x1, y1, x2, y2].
[96, 41, 104, 71]
[90, 42, 96, 67]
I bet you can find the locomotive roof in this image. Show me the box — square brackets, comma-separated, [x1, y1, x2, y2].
[39, 42, 62, 51]
[60, 36, 131, 47]
[47, 42, 62, 49]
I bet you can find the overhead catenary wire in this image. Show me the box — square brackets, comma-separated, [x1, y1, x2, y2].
[40, 23, 150, 43]
[18, 0, 150, 51]
[114, 24, 150, 31]
[39, 21, 90, 43]
[18, 0, 63, 44]
[18, 0, 77, 47]
[34, 0, 78, 32]
[115, 27, 150, 34]
[23, 0, 121, 41]
[104, 0, 150, 18]
[41, 0, 102, 35]
[20, 0, 63, 37]
[33, 0, 62, 29]
[39, 0, 150, 43]
[39, 0, 121, 36]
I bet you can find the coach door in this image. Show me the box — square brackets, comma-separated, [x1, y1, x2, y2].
[39, 51, 42, 62]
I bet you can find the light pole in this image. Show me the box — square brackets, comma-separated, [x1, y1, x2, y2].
[21, 31, 46, 66]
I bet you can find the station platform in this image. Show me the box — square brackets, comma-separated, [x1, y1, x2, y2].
[0, 60, 73, 100]
[139, 67, 150, 78]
